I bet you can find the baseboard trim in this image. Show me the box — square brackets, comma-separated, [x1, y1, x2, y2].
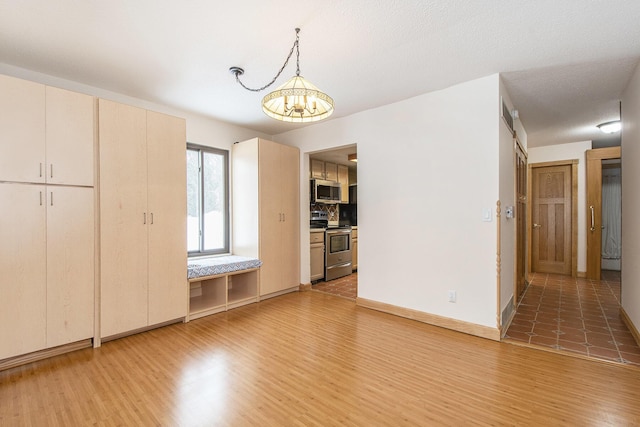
[356, 297, 501, 341]
[299, 283, 312, 291]
[621, 307, 640, 347]
[0, 339, 92, 371]
[577, 271, 587, 278]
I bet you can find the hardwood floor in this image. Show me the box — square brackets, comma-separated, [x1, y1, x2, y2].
[2, 291, 640, 425]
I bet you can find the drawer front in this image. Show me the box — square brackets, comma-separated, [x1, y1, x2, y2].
[310, 231, 325, 244]
[351, 228, 358, 239]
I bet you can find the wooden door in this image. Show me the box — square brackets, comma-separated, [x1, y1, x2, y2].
[586, 147, 622, 279]
[147, 110, 187, 325]
[531, 165, 572, 275]
[99, 99, 149, 337]
[259, 139, 283, 296]
[0, 183, 47, 359]
[45, 86, 95, 186]
[46, 186, 95, 347]
[515, 142, 527, 301]
[0, 74, 45, 183]
[280, 143, 300, 291]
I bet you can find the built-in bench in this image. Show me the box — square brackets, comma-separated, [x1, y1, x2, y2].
[187, 255, 262, 321]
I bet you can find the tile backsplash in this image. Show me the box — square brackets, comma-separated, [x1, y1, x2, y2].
[310, 203, 339, 223]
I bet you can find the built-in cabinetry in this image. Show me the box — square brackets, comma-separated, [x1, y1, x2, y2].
[99, 99, 187, 338]
[338, 165, 349, 204]
[309, 158, 349, 203]
[351, 227, 358, 271]
[233, 138, 300, 297]
[310, 230, 325, 281]
[188, 269, 259, 320]
[0, 74, 95, 361]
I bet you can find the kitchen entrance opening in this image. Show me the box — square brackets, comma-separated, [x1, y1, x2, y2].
[308, 144, 358, 300]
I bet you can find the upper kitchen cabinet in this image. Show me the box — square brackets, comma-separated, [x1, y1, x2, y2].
[0, 75, 94, 186]
[311, 159, 325, 179]
[233, 138, 300, 298]
[338, 164, 349, 204]
[324, 162, 338, 181]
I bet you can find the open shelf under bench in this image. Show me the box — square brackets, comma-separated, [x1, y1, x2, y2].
[188, 268, 260, 321]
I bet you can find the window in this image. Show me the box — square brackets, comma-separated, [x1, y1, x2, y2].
[187, 144, 229, 255]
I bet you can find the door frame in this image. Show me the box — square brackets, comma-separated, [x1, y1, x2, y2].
[586, 146, 622, 279]
[514, 138, 528, 305]
[527, 160, 578, 277]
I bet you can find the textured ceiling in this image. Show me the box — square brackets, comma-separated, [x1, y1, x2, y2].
[1, 1, 639, 146]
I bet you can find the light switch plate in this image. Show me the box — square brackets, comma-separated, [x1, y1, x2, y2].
[482, 208, 492, 222]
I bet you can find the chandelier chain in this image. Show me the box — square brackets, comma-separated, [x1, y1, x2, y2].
[234, 28, 301, 92]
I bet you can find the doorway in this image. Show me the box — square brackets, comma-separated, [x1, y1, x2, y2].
[586, 147, 622, 280]
[529, 161, 577, 276]
[515, 140, 527, 304]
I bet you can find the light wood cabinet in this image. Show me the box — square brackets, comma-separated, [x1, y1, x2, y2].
[0, 184, 47, 360]
[0, 75, 45, 183]
[0, 184, 94, 359]
[324, 162, 338, 181]
[99, 99, 186, 338]
[310, 230, 325, 281]
[46, 186, 95, 347]
[338, 164, 349, 203]
[352, 227, 358, 272]
[0, 75, 94, 186]
[311, 159, 325, 179]
[233, 138, 300, 297]
[45, 86, 95, 186]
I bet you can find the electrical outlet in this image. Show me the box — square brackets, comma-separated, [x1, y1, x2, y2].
[448, 290, 456, 303]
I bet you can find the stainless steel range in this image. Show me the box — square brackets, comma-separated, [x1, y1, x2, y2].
[325, 226, 352, 281]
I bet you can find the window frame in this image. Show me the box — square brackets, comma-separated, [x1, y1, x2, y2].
[187, 143, 230, 256]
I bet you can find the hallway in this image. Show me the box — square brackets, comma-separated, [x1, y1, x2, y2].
[504, 271, 640, 367]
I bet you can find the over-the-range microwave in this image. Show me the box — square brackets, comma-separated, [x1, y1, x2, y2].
[311, 179, 341, 204]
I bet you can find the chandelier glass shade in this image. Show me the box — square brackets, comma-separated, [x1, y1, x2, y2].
[597, 120, 621, 134]
[230, 28, 334, 123]
[262, 75, 334, 122]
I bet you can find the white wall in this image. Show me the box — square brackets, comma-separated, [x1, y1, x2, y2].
[527, 140, 592, 274]
[276, 74, 502, 329]
[621, 62, 640, 332]
[0, 63, 270, 151]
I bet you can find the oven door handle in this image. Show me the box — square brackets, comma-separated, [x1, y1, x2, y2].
[326, 230, 351, 235]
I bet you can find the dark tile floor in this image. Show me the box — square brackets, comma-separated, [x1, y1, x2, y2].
[312, 272, 357, 300]
[504, 271, 640, 367]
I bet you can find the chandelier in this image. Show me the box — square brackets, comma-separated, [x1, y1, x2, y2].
[230, 28, 334, 123]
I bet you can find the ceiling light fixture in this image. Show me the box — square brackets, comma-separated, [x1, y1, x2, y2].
[597, 120, 621, 134]
[348, 153, 357, 162]
[230, 28, 334, 123]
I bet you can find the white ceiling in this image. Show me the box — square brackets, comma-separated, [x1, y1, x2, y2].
[1, 1, 639, 147]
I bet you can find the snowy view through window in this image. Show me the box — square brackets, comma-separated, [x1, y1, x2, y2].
[187, 146, 228, 254]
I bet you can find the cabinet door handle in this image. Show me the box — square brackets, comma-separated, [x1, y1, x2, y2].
[50, 191, 53, 206]
[533, 223, 541, 229]
[39, 191, 43, 206]
[50, 164, 54, 178]
[39, 163, 43, 178]
[150, 213, 154, 224]
[590, 205, 595, 231]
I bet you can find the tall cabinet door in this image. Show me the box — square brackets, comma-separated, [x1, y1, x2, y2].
[45, 86, 95, 186]
[0, 75, 45, 183]
[99, 99, 149, 338]
[280, 144, 300, 290]
[46, 187, 95, 347]
[0, 184, 47, 359]
[258, 140, 284, 296]
[146, 110, 187, 325]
